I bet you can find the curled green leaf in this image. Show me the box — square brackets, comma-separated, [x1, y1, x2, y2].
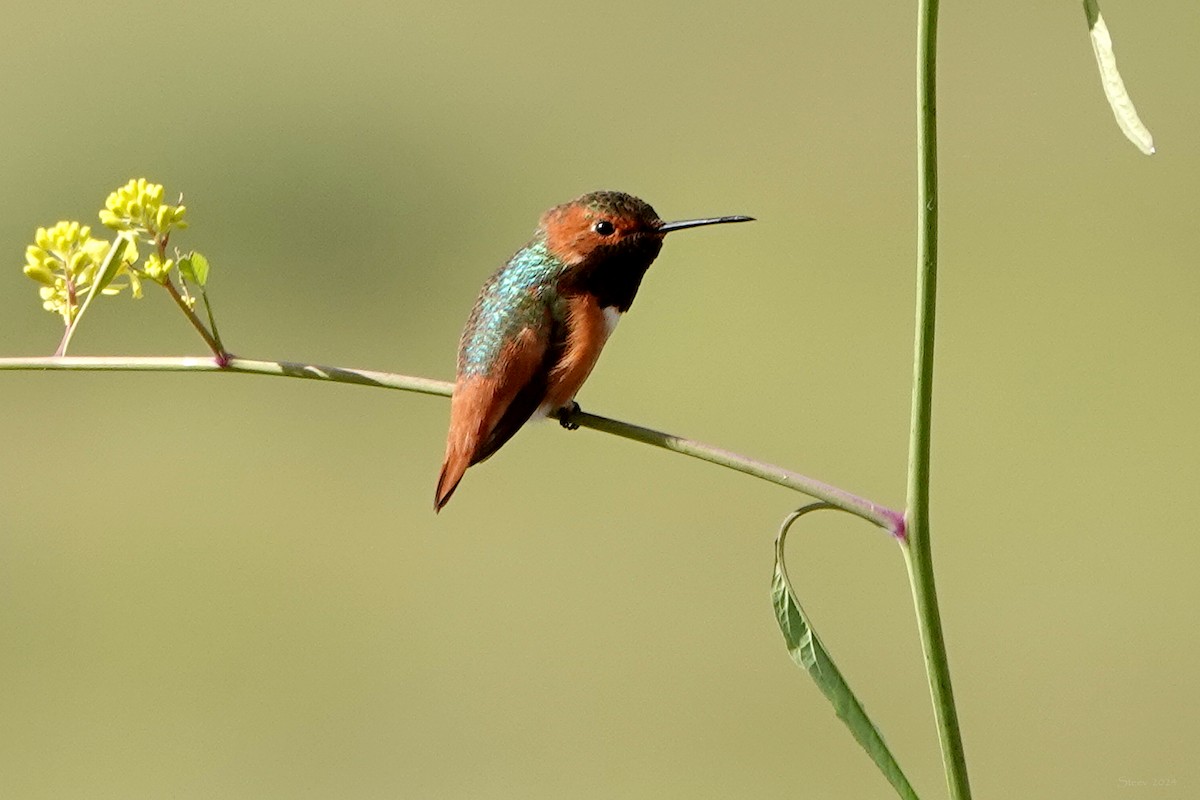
[1084, 0, 1155, 155]
[772, 505, 920, 800]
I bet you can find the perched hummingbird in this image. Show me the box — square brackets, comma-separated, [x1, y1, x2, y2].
[435, 190, 752, 511]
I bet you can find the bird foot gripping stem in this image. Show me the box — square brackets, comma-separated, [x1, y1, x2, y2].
[556, 401, 581, 430]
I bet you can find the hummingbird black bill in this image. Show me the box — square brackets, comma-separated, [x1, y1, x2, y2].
[657, 215, 755, 233]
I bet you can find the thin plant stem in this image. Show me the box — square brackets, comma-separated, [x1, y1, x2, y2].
[160, 279, 228, 364]
[0, 355, 450, 394]
[54, 276, 79, 356]
[906, 0, 973, 798]
[571, 410, 901, 531]
[198, 287, 226, 355]
[54, 324, 73, 357]
[0, 354, 902, 532]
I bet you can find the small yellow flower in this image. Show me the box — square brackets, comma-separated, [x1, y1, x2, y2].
[100, 178, 187, 240]
[142, 253, 175, 283]
[127, 270, 144, 299]
[21, 220, 139, 322]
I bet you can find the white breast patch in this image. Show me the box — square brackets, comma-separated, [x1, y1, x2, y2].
[602, 306, 622, 340]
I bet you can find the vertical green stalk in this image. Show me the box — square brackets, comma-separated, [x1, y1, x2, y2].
[906, 0, 973, 798]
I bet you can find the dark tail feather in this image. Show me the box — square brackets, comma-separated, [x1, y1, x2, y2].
[434, 453, 469, 513]
[435, 373, 546, 512]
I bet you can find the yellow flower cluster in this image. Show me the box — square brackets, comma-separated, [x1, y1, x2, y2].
[22, 221, 139, 321]
[99, 178, 188, 239]
[20, 178, 203, 327]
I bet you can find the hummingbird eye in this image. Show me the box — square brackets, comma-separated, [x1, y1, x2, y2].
[592, 220, 616, 236]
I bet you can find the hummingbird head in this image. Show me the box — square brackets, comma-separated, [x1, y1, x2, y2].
[540, 190, 752, 311]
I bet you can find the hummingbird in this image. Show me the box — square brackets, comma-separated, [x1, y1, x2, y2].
[434, 190, 752, 511]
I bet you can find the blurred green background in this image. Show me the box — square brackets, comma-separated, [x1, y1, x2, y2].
[2, 1, 1196, 797]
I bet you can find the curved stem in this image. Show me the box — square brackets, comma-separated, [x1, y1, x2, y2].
[0, 355, 453, 396]
[0, 354, 902, 531]
[907, 0, 973, 798]
[572, 410, 900, 531]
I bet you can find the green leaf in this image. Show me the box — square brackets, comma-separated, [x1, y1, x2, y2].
[1084, 0, 1155, 155]
[179, 251, 210, 286]
[772, 506, 920, 800]
[93, 233, 133, 295]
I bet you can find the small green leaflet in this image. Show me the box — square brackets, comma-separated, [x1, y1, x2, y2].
[179, 251, 210, 286]
[771, 506, 920, 800]
[179, 251, 225, 355]
[1084, 0, 1155, 155]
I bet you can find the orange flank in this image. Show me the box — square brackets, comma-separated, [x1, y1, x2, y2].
[542, 293, 613, 412]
